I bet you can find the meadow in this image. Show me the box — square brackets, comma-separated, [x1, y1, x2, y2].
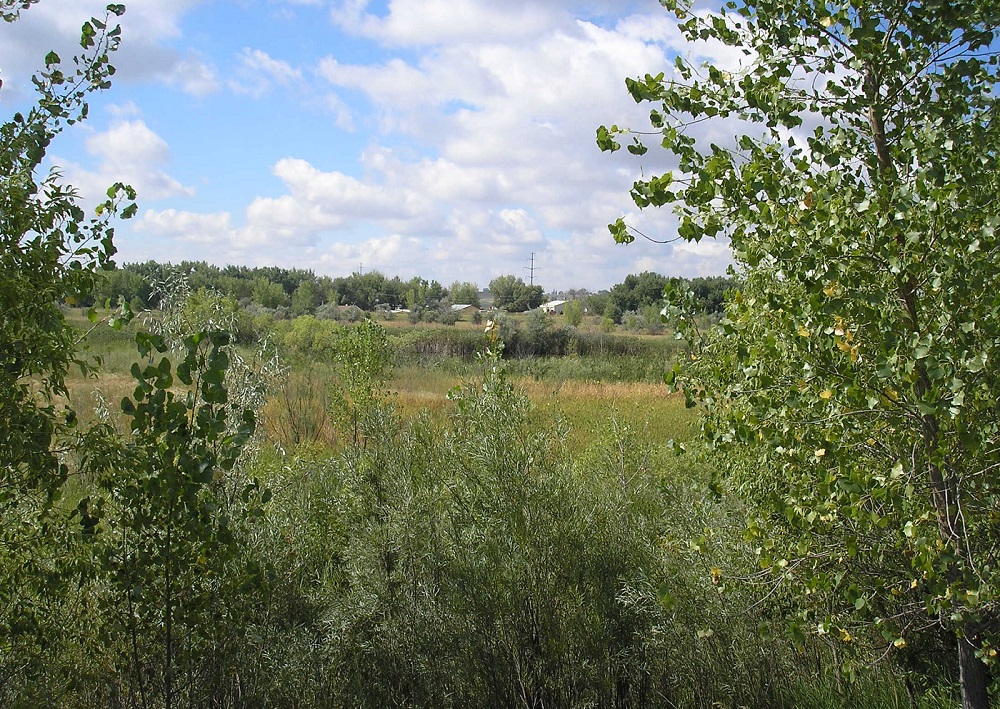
[11, 305, 961, 709]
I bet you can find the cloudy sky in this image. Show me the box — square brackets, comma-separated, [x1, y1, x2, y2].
[0, 0, 736, 291]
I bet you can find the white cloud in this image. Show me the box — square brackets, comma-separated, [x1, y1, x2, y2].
[140, 208, 235, 244]
[229, 48, 303, 97]
[269, 156, 430, 220]
[0, 0, 216, 100]
[159, 56, 219, 97]
[321, 92, 356, 131]
[79, 1, 743, 287]
[56, 119, 194, 202]
[332, 0, 563, 46]
[132, 6, 740, 287]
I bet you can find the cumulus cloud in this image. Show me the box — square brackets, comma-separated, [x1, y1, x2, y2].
[0, 0, 216, 101]
[55, 119, 194, 203]
[140, 208, 235, 244]
[331, 0, 563, 46]
[158, 56, 219, 97]
[75, 0, 742, 287]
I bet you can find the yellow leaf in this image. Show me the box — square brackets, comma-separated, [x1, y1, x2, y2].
[823, 282, 838, 297]
[838, 628, 852, 642]
[820, 15, 835, 27]
[797, 326, 810, 337]
[893, 638, 907, 649]
[819, 389, 833, 400]
[815, 448, 826, 457]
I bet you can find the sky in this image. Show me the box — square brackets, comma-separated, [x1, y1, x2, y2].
[0, 0, 738, 291]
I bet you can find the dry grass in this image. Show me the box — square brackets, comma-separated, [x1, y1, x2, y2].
[59, 321, 695, 454]
[391, 366, 696, 450]
[521, 379, 696, 449]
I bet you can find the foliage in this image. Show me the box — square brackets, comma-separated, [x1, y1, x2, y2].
[0, 1, 135, 691]
[328, 319, 395, 447]
[291, 277, 321, 316]
[610, 271, 669, 313]
[448, 280, 480, 307]
[563, 298, 583, 327]
[602, 0, 1000, 704]
[237, 333, 924, 708]
[489, 274, 545, 312]
[96, 330, 262, 708]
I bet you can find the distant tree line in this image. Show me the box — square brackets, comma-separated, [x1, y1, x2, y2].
[554, 273, 737, 325]
[88, 261, 735, 322]
[89, 261, 469, 315]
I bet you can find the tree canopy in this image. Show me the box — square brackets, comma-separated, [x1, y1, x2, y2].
[489, 274, 544, 312]
[602, 0, 1000, 705]
[0, 0, 136, 685]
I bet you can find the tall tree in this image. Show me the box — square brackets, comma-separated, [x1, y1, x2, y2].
[449, 280, 481, 307]
[601, 0, 1000, 706]
[0, 0, 134, 688]
[489, 275, 544, 312]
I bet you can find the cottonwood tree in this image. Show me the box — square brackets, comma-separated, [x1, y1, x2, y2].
[489, 275, 544, 312]
[600, 0, 1000, 706]
[0, 0, 134, 689]
[101, 330, 259, 708]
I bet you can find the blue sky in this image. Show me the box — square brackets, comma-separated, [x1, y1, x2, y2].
[0, 0, 735, 290]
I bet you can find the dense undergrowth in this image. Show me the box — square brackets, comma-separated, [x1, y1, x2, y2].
[5, 312, 969, 708]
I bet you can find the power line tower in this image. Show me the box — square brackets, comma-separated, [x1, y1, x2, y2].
[524, 252, 537, 286]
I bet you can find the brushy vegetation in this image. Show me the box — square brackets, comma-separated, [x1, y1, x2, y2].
[3, 308, 963, 708]
[4, 1, 986, 703]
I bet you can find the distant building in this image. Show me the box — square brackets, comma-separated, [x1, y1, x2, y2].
[540, 300, 567, 315]
[450, 304, 480, 320]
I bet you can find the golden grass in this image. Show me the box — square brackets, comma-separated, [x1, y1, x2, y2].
[390, 366, 697, 450]
[58, 322, 696, 453]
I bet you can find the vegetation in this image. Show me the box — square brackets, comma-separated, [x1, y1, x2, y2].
[602, 0, 1000, 706]
[488, 274, 545, 312]
[1, 0, 990, 706]
[0, 0, 134, 694]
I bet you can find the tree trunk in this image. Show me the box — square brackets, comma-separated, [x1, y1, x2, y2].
[959, 632, 989, 709]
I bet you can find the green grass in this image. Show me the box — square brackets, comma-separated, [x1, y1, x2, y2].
[68, 314, 696, 453]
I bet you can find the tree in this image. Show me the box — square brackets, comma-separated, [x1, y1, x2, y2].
[251, 276, 289, 309]
[563, 300, 583, 327]
[333, 271, 389, 311]
[609, 271, 669, 314]
[291, 277, 320, 316]
[601, 0, 1000, 705]
[489, 275, 544, 312]
[0, 0, 135, 690]
[449, 280, 481, 307]
[103, 330, 258, 709]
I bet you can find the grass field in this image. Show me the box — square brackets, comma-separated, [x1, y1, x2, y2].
[66, 309, 697, 453]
